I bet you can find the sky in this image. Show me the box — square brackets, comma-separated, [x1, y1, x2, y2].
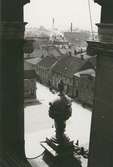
[24, 0, 101, 32]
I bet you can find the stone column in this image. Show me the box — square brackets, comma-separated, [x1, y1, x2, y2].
[0, 0, 31, 166]
[88, 1, 113, 167]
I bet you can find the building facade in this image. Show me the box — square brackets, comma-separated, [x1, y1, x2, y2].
[24, 61, 37, 105]
[36, 56, 57, 85]
[76, 69, 95, 107]
[51, 55, 94, 97]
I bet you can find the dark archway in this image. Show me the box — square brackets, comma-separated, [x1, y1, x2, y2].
[0, 0, 113, 167]
[0, 0, 31, 166]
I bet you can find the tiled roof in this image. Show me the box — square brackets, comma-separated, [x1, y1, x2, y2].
[26, 57, 41, 65]
[38, 56, 57, 68]
[52, 55, 93, 78]
[29, 49, 44, 58]
[47, 46, 65, 58]
[75, 51, 91, 59]
[74, 69, 95, 77]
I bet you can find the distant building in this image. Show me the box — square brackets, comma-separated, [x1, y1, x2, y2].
[74, 69, 95, 107]
[64, 31, 90, 47]
[24, 37, 35, 59]
[46, 45, 66, 58]
[36, 56, 58, 85]
[25, 26, 51, 38]
[24, 37, 35, 53]
[24, 61, 37, 105]
[24, 35, 49, 59]
[51, 55, 94, 97]
[37, 33, 50, 46]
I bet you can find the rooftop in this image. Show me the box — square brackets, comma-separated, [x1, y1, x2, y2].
[75, 52, 91, 59]
[26, 57, 41, 65]
[38, 56, 57, 68]
[74, 69, 96, 78]
[52, 55, 93, 78]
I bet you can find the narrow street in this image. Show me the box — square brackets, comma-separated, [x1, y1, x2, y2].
[25, 82, 92, 166]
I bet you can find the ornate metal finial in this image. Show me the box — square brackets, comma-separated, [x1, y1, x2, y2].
[48, 79, 72, 143]
[41, 80, 83, 166]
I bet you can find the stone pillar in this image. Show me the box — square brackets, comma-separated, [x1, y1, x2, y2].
[88, 1, 113, 167]
[0, 0, 31, 166]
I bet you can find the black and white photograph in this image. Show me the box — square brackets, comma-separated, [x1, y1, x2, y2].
[0, 0, 112, 167]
